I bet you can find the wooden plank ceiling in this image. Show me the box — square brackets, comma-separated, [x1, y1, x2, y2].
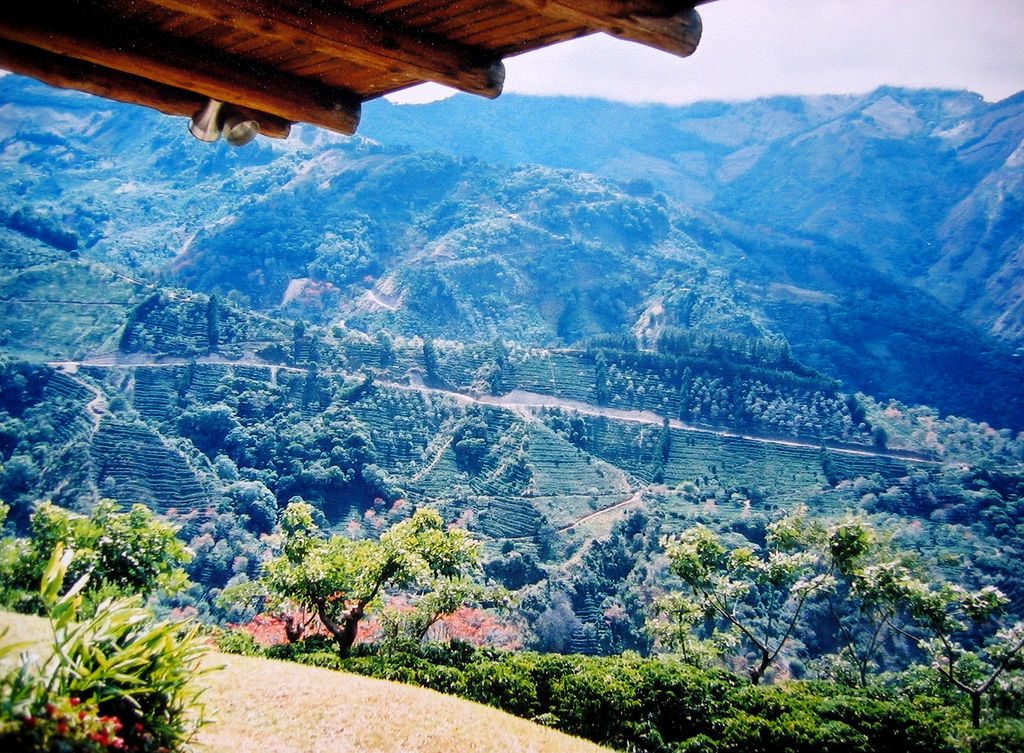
[0, 0, 708, 142]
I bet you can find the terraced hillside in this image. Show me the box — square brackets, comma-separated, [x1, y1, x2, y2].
[4, 352, 928, 549]
[1, 269, 1019, 652]
[89, 417, 214, 515]
[119, 292, 290, 359]
[335, 335, 875, 447]
[4, 313, 1023, 652]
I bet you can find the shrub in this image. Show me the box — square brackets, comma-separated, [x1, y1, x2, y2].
[196, 632, 967, 753]
[0, 544, 210, 752]
[968, 720, 1024, 753]
[463, 657, 539, 717]
[213, 627, 262, 657]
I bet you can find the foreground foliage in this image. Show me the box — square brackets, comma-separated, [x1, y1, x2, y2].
[214, 633, 1024, 753]
[657, 510, 1024, 728]
[0, 545, 209, 752]
[659, 508, 833, 684]
[0, 500, 191, 616]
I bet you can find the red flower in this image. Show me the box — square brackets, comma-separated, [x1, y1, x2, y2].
[68, 697, 82, 707]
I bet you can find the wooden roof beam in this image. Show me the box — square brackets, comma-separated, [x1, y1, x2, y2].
[0, 10, 361, 134]
[142, 0, 506, 99]
[0, 38, 292, 139]
[509, 0, 703, 58]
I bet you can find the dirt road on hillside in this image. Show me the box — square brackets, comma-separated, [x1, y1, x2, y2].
[47, 358, 934, 465]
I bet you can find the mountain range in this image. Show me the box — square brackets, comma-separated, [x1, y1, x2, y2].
[1, 76, 1022, 428]
[2, 73, 1024, 657]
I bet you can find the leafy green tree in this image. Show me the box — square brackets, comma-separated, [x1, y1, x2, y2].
[453, 411, 490, 472]
[422, 338, 439, 381]
[0, 543, 209, 753]
[248, 502, 478, 657]
[0, 454, 40, 515]
[594, 350, 609, 406]
[376, 331, 394, 369]
[886, 578, 1024, 728]
[206, 293, 220, 352]
[872, 426, 889, 450]
[178, 403, 240, 456]
[0, 500, 191, 613]
[819, 446, 843, 486]
[817, 516, 909, 686]
[652, 417, 671, 483]
[224, 480, 278, 534]
[661, 508, 833, 684]
[651, 592, 732, 668]
[378, 579, 483, 649]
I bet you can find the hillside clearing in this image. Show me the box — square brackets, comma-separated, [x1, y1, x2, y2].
[0, 611, 610, 753]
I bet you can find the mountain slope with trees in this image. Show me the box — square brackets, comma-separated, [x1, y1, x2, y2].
[2, 76, 1022, 427]
[1, 74, 1023, 700]
[361, 89, 1024, 345]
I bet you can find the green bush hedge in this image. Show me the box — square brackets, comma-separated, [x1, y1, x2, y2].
[222, 637, 972, 753]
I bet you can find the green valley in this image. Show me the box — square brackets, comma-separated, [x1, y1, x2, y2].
[2, 72, 1024, 753]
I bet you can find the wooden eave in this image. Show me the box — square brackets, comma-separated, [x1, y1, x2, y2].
[0, 0, 709, 141]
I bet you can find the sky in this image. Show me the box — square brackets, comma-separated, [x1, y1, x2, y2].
[388, 0, 1024, 105]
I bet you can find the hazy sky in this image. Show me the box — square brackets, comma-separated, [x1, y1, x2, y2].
[389, 0, 1024, 105]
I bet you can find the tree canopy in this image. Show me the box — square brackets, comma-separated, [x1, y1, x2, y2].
[240, 502, 479, 656]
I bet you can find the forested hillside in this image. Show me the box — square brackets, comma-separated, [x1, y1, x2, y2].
[2, 76, 1022, 428]
[1, 73, 1023, 686]
[1, 267, 1022, 653]
[361, 89, 1024, 344]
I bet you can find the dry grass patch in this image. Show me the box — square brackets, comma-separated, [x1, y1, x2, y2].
[1, 611, 609, 753]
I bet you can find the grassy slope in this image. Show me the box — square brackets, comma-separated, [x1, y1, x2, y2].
[0, 611, 609, 753]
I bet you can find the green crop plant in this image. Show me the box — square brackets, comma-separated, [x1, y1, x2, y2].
[0, 543, 211, 751]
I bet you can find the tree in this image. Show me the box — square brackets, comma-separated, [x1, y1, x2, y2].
[594, 350, 609, 406]
[206, 293, 221, 353]
[814, 515, 1024, 727]
[818, 516, 905, 686]
[376, 331, 394, 369]
[819, 446, 841, 487]
[651, 591, 732, 668]
[252, 502, 478, 657]
[660, 508, 833, 684]
[453, 411, 490, 472]
[887, 577, 1024, 728]
[872, 426, 889, 450]
[0, 500, 191, 613]
[422, 338, 439, 381]
[378, 579, 483, 649]
[652, 417, 671, 483]
[178, 403, 240, 456]
[225, 480, 278, 534]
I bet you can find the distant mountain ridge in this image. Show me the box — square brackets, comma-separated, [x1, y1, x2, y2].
[361, 88, 1024, 342]
[1, 75, 1023, 428]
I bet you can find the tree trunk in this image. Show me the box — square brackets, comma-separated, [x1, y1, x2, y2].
[749, 649, 771, 685]
[971, 692, 982, 730]
[316, 600, 364, 658]
[283, 614, 305, 643]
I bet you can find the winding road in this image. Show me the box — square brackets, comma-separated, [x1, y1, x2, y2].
[47, 355, 933, 465]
